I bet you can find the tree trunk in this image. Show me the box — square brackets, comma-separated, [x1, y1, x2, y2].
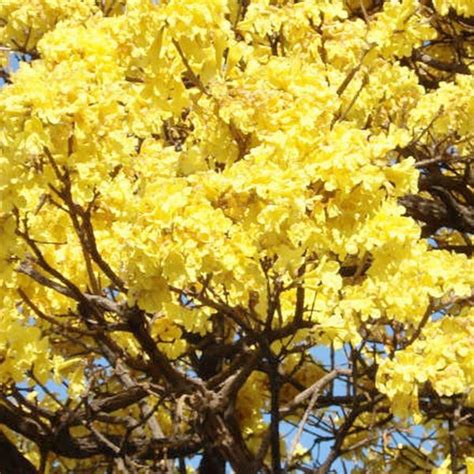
[0, 431, 37, 474]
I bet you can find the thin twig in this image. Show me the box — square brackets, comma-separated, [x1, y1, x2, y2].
[285, 369, 351, 466]
[172, 39, 209, 96]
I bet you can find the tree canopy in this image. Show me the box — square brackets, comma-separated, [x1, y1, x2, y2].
[0, 0, 473, 472]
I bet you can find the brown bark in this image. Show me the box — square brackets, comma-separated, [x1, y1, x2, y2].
[0, 431, 37, 474]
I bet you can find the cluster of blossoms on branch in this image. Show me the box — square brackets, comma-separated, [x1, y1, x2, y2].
[0, 0, 473, 472]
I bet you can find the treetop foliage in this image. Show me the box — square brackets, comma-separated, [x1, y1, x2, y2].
[0, 0, 473, 472]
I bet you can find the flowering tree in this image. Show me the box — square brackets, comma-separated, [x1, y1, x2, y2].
[0, 1, 473, 473]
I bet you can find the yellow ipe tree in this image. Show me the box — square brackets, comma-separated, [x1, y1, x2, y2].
[0, 1, 473, 473]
